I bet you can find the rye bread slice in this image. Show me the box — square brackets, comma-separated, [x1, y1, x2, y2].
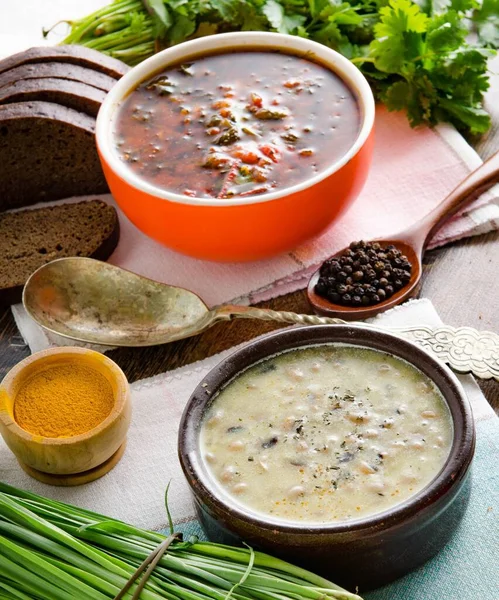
[0, 101, 108, 211]
[0, 63, 117, 93]
[0, 46, 129, 79]
[0, 78, 106, 117]
[0, 199, 119, 305]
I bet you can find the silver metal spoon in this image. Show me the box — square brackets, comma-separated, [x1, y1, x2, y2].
[22, 258, 341, 347]
[23, 257, 499, 381]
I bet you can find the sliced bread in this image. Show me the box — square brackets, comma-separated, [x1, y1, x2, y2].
[0, 63, 117, 93]
[0, 199, 119, 305]
[0, 46, 129, 79]
[0, 78, 106, 117]
[0, 101, 108, 211]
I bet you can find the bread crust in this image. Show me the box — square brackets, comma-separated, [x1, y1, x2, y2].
[0, 46, 129, 79]
[0, 78, 106, 117]
[0, 63, 117, 93]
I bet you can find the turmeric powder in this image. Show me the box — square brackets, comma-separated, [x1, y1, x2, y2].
[14, 363, 114, 438]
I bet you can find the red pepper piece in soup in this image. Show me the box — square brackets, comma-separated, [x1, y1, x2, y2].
[113, 51, 361, 200]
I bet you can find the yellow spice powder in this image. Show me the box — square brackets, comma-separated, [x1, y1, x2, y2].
[14, 363, 114, 438]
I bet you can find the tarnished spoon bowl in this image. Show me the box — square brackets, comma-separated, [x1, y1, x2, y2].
[23, 258, 212, 346]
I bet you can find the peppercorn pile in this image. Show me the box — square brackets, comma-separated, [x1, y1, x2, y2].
[314, 241, 413, 307]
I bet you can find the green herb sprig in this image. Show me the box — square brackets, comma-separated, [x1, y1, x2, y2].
[59, 0, 498, 134]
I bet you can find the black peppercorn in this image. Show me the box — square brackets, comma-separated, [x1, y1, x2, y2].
[314, 240, 413, 307]
[315, 281, 327, 295]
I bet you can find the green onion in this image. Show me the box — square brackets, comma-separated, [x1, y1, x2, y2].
[0, 483, 362, 600]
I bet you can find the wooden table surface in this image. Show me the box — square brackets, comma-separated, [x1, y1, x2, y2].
[1, 145, 498, 415]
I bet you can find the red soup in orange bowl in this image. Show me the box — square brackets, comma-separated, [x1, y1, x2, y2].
[96, 32, 375, 262]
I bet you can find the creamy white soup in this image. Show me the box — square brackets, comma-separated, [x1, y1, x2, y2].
[200, 345, 453, 523]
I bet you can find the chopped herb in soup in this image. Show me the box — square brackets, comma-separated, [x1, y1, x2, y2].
[200, 345, 453, 523]
[114, 51, 360, 199]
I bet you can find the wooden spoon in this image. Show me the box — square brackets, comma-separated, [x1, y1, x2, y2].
[308, 149, 499, 320]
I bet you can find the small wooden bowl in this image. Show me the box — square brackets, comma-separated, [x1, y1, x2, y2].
[0, 347, 131, 486]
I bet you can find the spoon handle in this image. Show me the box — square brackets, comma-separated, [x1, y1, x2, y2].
[213, 305, 346, 326]
[212, 306, 499, 381]
[407, 149, 499, 248]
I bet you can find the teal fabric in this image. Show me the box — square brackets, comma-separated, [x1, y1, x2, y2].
[366, 418, 499, 600]
[168, 418, 499, 599]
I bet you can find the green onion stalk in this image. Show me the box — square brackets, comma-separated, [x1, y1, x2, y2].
[60, 0, 155, 66]
[0, 482, 362, 600]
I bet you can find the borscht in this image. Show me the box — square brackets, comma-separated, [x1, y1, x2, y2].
[113, 50, 361, 200]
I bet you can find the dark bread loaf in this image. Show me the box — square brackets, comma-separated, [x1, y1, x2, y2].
[0, 63, 117, 93]
[0, 200, 119, 305]
[0, 46, 129, 79]
[0, 101, 108, 211]
[0, 78, 106, 117]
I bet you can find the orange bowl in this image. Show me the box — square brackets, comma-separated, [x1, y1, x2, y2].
[96, 32, 375, 262]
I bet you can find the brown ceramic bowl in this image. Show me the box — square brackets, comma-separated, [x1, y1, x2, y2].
[178, 325, 475, 591]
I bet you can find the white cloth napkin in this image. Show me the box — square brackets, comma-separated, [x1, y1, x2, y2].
[1, 299, 495, 531]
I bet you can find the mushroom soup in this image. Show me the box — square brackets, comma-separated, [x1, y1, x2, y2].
[200, 345, 453, 523]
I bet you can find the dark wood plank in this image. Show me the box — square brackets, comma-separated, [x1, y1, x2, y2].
[421, 231, 499, 414]
[0, 305, 30, 378]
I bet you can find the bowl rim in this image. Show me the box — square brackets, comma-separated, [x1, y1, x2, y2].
[96, 31, 375, 207]
[178, 324, 476, 534]
[0, 347, 129, 445]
